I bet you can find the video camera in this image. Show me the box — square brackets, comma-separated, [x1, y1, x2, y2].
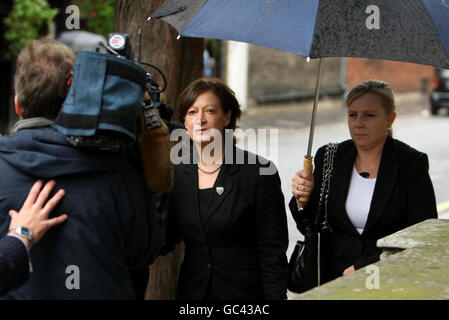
[54, 29, 174, 192]
[103, 31, 175, 193]
[53, 30, 173, 152]
[104, 32, 165, 105]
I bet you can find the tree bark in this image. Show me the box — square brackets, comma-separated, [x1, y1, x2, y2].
[115, 0, 204, 300]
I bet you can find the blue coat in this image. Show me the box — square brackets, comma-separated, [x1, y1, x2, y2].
[0, 127, 161, 299]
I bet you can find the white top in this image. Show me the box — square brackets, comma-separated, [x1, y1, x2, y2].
[345, 166, 377, 234]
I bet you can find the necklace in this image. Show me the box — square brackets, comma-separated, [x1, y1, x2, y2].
[359, 172, 370, 178]
[198, 163, 222, 174]
[356, 158, 379, 178]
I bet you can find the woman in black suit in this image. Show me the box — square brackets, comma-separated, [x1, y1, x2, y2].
[290, 80, 437, 283]
[166, 78, 288, 300]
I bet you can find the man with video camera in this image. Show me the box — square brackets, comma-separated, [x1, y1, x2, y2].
[0, 37, 160, 299]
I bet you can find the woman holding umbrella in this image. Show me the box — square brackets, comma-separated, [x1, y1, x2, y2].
[290, 80, 437, 282]
[164, 77, 289, 300]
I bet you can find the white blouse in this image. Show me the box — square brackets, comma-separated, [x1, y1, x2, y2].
[345, 166, 376, 234]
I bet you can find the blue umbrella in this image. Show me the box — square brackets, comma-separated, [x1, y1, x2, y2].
[150, 0, 449, 202]
[151, 0, 449, 68]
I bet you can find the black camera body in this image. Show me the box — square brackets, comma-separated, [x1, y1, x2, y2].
[104, 32, 172, 129]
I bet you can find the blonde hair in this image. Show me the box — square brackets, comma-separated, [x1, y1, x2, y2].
[345, 80, 395, 136]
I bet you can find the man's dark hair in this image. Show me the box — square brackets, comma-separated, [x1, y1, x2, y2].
[14, 38, 75, 120]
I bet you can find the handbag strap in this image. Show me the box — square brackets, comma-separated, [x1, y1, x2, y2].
[315, 142, 338, 232]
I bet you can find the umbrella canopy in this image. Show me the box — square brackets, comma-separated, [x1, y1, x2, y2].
[151, 0, 449, 69]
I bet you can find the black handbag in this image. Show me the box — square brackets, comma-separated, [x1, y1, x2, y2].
[288, 234, 319, 293]
[288, 143, 338, 294]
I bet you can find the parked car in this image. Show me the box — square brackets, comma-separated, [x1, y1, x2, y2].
[430, 68, 449, 115]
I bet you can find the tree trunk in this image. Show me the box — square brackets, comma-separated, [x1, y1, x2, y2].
[115, 0, 204, 300]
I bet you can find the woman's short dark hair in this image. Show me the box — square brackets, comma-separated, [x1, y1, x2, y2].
[175, 77, 242, 129]
[14, 37, 76, 120]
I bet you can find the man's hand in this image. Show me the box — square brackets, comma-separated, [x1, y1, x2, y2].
[8, 180, 68, 248]
[343, 265, 356, 276]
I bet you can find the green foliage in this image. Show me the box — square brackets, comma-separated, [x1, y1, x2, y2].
[75, 0, 115, 38]
[3, 0, 58, 59]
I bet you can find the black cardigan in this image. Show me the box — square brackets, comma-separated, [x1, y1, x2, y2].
[289, 136, 437, 282]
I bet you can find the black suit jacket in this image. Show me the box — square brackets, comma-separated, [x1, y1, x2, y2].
[167, 148, 289, 300]
[0, 236, 29, 296]
[290, 136, 437, 282]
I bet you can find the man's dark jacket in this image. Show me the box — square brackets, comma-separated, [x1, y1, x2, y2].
[0, 236, 29, 296]
[0, 127, 161, 299]
[289, 136, 437, 283]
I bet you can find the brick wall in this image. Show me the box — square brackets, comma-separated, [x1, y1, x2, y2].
[345, 58, 436, 93]
[244, 47, 437, 108]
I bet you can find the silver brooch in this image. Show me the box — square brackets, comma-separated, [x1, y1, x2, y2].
[216, 186, 224, 195]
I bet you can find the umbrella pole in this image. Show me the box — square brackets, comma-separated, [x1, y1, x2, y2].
[299, 58, 323, 205]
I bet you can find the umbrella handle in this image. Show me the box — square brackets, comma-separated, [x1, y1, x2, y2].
[298, 156, 313, 205]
